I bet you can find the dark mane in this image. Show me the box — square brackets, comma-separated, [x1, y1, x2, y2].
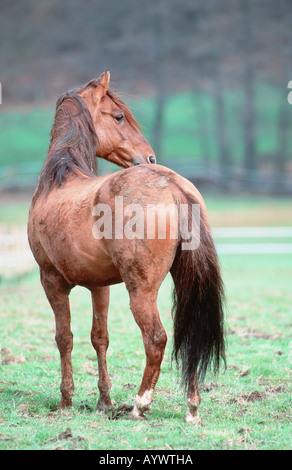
[37, 91, 98, 195]
[36, 77, 141, 196]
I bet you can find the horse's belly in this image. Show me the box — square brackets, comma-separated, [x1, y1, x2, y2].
[31, 223, 122, 287]
[52, 243, 122, 286]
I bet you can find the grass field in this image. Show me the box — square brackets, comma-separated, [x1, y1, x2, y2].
[0, 196, 291, 450]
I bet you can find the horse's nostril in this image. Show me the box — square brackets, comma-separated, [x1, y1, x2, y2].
[148, 155, 156, 164]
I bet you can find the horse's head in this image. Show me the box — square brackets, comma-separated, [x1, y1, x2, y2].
[78, 72, 156, 168]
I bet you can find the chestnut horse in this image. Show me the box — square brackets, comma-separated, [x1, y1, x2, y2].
[28, 72, 225, 424]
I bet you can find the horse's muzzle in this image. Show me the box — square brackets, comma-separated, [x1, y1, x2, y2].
[133, 155, 156, 166]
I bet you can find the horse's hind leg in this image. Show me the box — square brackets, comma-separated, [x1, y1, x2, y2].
[185, 373, 201, 425]
[128, 290, 167, 419]
[90, 286, 113, 411]
[40, 268, 74, 408]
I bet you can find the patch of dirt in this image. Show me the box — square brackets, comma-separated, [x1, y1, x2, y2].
[54, 428, 73, 441]
[229, 391, 266, 405]
[237, 427, 254, 445]
[17, 403, 36, 418]
[238, 367, 250, 377]
[228, 328, 282, 340]
[155, 387, 174, 397]
[0, 347, 25, 365]
[228, 384, 286, 409]
[82, 362, 97, 376]
[79, 402, 94, 412]
[0, 433, 13, 442]
[47, 427, 86, 449]
[122, 383, 136, 390]
[108, 404, 134, 420]
[228, 365, 250, 377]
[238, 427, 253, 435]
[40, 355, 56, 362]
[265, 386, 285, 394]
[249, 331, 282, 340]
[244, 391, 266, 402]
[202, 382, 221, 392]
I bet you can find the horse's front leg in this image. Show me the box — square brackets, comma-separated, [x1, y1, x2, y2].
[40, 268, 74, 408]
[129, 291, 167, 419]
[90, 286, 113, 411]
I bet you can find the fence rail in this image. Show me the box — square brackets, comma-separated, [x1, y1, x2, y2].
[0, 162, 40, 189]
[1, 224, 291, 280]
[214, 226, 292, 254]
[1, 161, 292, 194]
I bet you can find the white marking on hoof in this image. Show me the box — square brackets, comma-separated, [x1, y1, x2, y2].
[131, 390, 153, 419]
[130, 404, 146, 420]
[184, 408, 201, 425]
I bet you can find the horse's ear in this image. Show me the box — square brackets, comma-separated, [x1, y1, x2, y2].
[102, 71, 110, 89]
[94, 71, 110, 100]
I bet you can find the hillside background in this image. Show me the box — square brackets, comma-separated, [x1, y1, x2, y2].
[1, 0, 292, 192]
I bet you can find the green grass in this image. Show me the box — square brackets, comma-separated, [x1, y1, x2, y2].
[0, 195, 291, 450]
[0, 252, 291, 449]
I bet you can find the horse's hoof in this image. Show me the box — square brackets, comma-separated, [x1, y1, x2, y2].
[97, 398, 114, 412]
[130, 404, 148, 421]
[184, 409, 201, 426]
[58, 398, 73, 409]
[130, 409, 147, 420]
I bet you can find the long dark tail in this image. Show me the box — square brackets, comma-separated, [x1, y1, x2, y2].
[170, 194, 226, 389]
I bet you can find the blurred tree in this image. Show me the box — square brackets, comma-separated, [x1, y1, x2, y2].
[1, 0, 292, 192]
[240, 0, 257, 183]
[275, 1, 292, 177]
[151, 0, 167, 163]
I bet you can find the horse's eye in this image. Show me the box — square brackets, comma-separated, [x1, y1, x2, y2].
[114, 113, 124, 123]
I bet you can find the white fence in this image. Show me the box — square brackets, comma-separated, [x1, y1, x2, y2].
[0, 225, 292, 278]
[214, 226, 292, 254]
